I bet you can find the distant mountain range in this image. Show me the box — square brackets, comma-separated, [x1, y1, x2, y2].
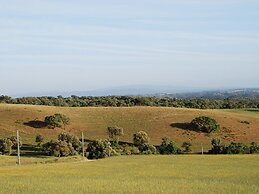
[154, 88, 259, 99]
[10, 86, 259, 99]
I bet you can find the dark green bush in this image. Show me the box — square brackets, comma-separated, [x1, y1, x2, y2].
[43, 140, 75, 157]
[8, 136, 22, 149]
[42, 133, 81, 157]
[191, 116, 220, 133]
[86, 140, 117, 159]
[249, 142, 259, 154]
[58, 132, 81, 152]
[35, 134, 44, 146]
[44, 114, 70, 129]
[138, 143, 157, 154]
[209, 139, 259, 154]
[225, 142, 249, 154]
[182, 142, 192, 153]
[159, 137, 181, 154]
[0, 138, 13, 155]
[209, 138, 224, 154]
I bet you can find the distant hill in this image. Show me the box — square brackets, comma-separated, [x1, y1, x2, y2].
[0, 104, 259, 152]
[10, 87, 259, 99]
[154, 88, 259, 99]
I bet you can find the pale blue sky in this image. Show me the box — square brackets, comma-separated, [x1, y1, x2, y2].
[1, 0, 259, 95]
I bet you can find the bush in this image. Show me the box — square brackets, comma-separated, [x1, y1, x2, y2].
[42, 133, 81, 157]
[132, 131, 156, 154]
[44, 114, 70, 129]
[159, 137, 181, 154]
[191, 116, 220, 133]
[120, 145, 140, 155]
[8, 136, 22, 149]
[249, 142, 259, 154]
[43, 140, 76, 157]
[35, 134, 44, 146]
[138, 143, 157, 154]
[107, 126, 124, 144]
[225, 142, 249, 154]
[0, 138, 13, 155]
[86, 140, 117, 159]
[208, 139, 259, 154]
[58, 132, 81, 152]
[133, 131, 150, 146]
[208, 138, 225, 154]
[44, 115, 62, 129]
[182, 142, 192, 153]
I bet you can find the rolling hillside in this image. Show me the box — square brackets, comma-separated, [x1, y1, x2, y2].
[0, 104, 259, 152]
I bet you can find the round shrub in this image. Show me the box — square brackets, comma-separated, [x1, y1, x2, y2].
[86, 140, 118, 159]
[133, 131, 150, 146]
[191, 116, 220, 133]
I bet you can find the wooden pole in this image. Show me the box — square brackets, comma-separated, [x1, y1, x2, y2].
[82, 132, 85, 158]
[17, 130, 21, 165]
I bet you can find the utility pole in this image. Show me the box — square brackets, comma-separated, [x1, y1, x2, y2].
[201, 143, 204, 155]
[17, 130, 21, 165]
[81, 131, 85, 158]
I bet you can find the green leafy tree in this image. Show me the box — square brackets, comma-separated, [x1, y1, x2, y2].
[249, 142, 259, 154]
[86, 140, 117, 159]
[209, 138, 225, 154]
[8, 136, 22, 149]
[107, 126, 124, 144]
[191, 116, 220, 133]
[35, 134, 44, 146]
[43, 140, 75, 157]
[159, 137, 181, 154]
[44, 115, 62, 129]
[133, 131, 150, 146]
[54, 114, 70, 129]
[133, 131, 156, 154]
[44, 114, 70, 129]
[0, 138, 13, 155]
[182, 142, 192, 153]
[58, 132, 81, 152]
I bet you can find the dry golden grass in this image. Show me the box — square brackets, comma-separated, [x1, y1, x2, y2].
[0, 104, 259, 152]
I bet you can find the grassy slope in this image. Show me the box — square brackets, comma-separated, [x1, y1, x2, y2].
[0, 104, 259, 151]
[0, 155, 258, 194]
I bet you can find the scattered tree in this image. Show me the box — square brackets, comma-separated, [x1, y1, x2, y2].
[35, 134, 44, 146]
[159, 137, 181, 154]
[107, 126, 124, 144]
[191, 116, 220, 133]
[44, 114, 70, 129]
[86, 139, 117, 159]
[8, 136, 22, 149]
[43, 140, 75, 157]
[182, 142, 192, 153]
[133, 131, 150, 146]
[0, 138, 13, 155]
[58, 132, 81, 152]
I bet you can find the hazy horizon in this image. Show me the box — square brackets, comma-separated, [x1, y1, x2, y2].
[1, 0, 259, 95]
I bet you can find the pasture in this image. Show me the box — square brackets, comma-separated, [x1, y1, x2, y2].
[0, 155, 258, 194]
[0, 104, 259, 152]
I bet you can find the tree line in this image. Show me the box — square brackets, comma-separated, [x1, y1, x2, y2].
[1, 95, 259, 109]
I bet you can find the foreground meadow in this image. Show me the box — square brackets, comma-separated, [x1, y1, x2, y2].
[0, 155, 258, 194]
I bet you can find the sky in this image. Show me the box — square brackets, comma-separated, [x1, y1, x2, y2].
[0, 0, 259, 95]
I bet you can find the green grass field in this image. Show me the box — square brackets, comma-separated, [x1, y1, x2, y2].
[0, 155, 258, 194]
